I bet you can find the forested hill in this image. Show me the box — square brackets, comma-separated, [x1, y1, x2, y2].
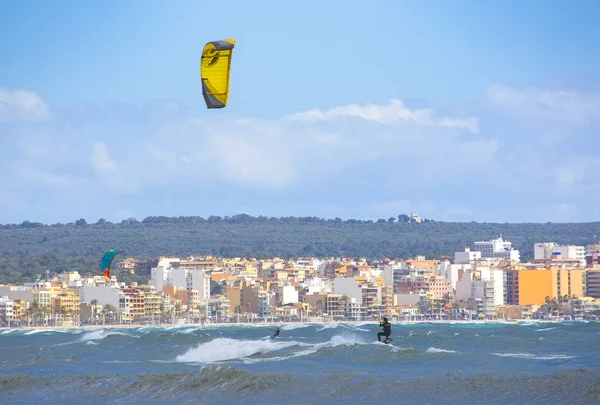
[2, 215, 600, 258]
[1, 215, 599, 282]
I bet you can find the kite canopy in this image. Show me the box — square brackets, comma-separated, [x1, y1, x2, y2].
[101, 249, 123, 279]
[200, 38, 236, 109]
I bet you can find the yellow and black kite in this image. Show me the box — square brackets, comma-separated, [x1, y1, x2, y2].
[200, 38, 236, 109]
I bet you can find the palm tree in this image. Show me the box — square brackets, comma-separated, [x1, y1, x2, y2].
[217, 302, 223, 319]
[28, 300, 40, 326]
[338, 295, 348, 320]
[1, 307, 8, 327]
[315, 299, 324, 320]
[234, 305, 242, 323]
[103, 304, 118, 324]
[196, 304, 206, 322]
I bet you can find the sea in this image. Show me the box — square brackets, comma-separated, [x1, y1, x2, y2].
[1, 321, 600, 405]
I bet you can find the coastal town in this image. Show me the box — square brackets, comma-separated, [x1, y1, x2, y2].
[2, 236, 600, 328]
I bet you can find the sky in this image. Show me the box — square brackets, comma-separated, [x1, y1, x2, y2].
[1, 0, 599, 224]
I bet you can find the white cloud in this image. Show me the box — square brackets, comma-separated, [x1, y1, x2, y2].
[286, 99, 480, 133]
[553, 158, 600, 198]
[1, 83, 599, 223]
[0, 88, 52, 123]
[89, 142, 117, 174]
[487, 84, 600, 126]
[207, 134, 296, 188]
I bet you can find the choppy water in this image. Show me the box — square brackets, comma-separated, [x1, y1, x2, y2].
[2, 321, 600, 405]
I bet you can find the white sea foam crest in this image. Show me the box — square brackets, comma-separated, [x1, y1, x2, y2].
[23, 329, 47, 335]
[427, 347, 458, 353]
[80, 329, 129, 341]
[241, 333, 374, 364]
[175, 337, 304, 364]
[348, 324, 370, 332]
[177, 333, 374, 365]
[492, 352, 574, 360]
[282, 323, 310, 331]
[317, 323, 341, 332]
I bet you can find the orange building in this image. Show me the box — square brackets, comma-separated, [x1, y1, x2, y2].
[506, 267, 586, 305]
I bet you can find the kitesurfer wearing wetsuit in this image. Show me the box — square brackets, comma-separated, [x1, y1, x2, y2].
[271, 327, 280, 339]
[378, 317, 391, 342]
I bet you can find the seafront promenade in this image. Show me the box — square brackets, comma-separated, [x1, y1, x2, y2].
[0, 318, 558, 332]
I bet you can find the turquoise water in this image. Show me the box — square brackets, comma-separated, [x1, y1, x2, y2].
[1, 321, 600, 404]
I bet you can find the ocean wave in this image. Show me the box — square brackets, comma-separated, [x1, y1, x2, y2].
[175, 337, 307, 364]
[281, 323, 310, 331]
[0, 374, 42, 393]
[4, 322, 600, 404]
[317, 323, 341, 332]
[426, 347, 458, 354]
[4, 368, 600, 405]
[492, 352, 574, 360]
[23, 329, 47, 335]
[80, 329, 132, 341]
[176, 332, 426, 367]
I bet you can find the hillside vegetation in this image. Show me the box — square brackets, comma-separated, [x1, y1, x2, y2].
[1, 214, 599, 284]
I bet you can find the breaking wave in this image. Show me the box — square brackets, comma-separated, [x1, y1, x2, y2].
[2, 321, 597, 405]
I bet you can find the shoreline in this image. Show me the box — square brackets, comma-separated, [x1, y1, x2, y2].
[1, 318, 567, 332]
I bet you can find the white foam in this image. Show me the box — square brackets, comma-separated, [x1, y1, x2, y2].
[282, 323, 310, 331]
[426, 347, 458, 353]
[492, 352, 574, 360]
[175, 337, 305, 364]
[80, 329, 129, 341]
[348, 325, 370, 332]
[317, 323, 341, 332]
[534, 327, 557, 332]
[185, 333, 374, 365]
[164, 324, 194, 331]
[243, 333, 372, 363]
[390, 346, 413, 353]
[24, 329, 46, 335]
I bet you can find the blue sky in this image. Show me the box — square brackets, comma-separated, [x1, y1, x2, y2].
[1, 0, 599, 224]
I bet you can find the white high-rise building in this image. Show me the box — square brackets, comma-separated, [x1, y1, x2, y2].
[281, 285, 298, 305]
[436, 260, 470, 290]
[454, 247, 482, 264]
[333, 277, 362, 302]
[0, 296, 14, 320]
[534, 243, 585, 266]
[79, 285, 122, 307]
[150, 260, 210, 302]
[301, 277, 333, 294]
[474, 236, 520, 262]
[455, 266, 504, 315]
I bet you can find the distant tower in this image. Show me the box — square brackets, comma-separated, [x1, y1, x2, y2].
[410, 212, 422, 223]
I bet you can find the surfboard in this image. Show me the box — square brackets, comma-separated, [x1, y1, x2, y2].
[383, 338, 392, 344]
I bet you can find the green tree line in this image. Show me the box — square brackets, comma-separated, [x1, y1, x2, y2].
[0, 214, 599, 284]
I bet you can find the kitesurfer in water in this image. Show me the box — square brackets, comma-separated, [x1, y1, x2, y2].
[378, 317, 391, 342]
[271, 327, 280, 339]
